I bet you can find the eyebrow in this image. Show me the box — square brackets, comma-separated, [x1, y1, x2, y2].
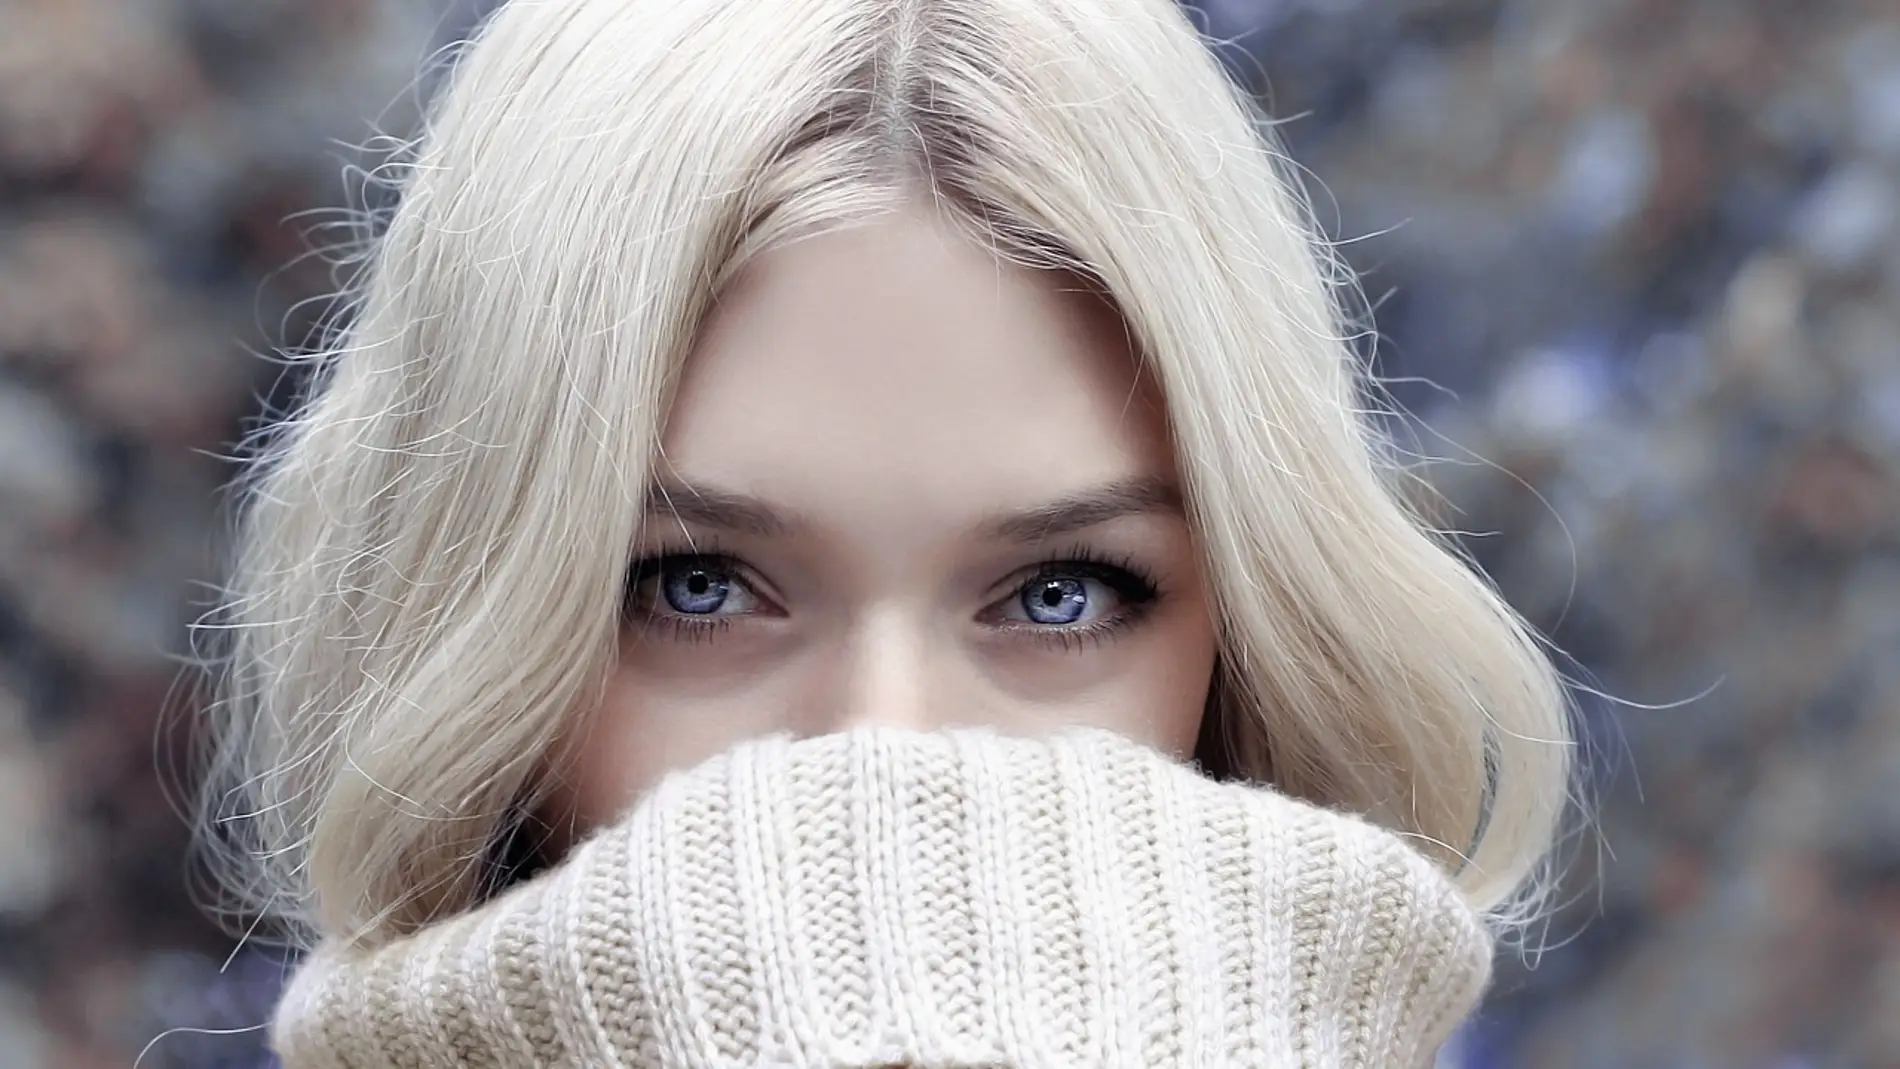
[978, 474, 1184, 542]
[643, 479, 803, 538]
[642, 474, 1184, 543]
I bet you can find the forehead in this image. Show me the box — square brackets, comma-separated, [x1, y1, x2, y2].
[660, 205, 1178, 524]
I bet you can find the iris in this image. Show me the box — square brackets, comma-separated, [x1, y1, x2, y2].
[1022, 577, 1089, 624]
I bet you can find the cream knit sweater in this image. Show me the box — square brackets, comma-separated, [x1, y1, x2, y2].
[271, 727, 1494, 1068]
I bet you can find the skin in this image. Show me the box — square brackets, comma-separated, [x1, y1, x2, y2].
[553, 199, 1218, 835]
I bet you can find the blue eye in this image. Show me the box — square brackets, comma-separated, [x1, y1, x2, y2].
[663, 564, 731, 614]
[1005, 573, 1137, 628]
[1021, 577, 1090, 624]
[988, 552, 1161, 642]
[625, 555, 760, 620]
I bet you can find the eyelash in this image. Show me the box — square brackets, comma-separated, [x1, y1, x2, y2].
[621, 537, 744, 645]
[995, 545, 1162, 651]
[620, 542, 1163, 652]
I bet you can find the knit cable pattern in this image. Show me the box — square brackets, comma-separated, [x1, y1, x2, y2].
[271, 726, 1495, 1068]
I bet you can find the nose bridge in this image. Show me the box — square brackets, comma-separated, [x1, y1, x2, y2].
[832, 606, 939, 734]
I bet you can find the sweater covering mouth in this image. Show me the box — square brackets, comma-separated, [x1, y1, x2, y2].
[272, 726, 1494, 1068]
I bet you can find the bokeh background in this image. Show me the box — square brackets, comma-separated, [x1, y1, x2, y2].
[2, 0, 1897, 1065]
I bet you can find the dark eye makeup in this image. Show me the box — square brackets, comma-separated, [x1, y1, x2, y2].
[621, 542, 1163, 652]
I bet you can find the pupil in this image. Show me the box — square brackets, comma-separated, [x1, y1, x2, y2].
[1040, 585, 1064, 607]
[687, 572, 710, 594]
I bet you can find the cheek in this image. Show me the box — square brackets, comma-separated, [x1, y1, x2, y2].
[554, 655, 772, 830]
[1109, 603, 1219, 759]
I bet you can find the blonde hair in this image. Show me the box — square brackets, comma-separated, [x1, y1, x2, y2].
[195, 0, 1573, 951]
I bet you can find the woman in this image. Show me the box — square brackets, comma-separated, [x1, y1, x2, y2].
[196, 0, 1574, 1063]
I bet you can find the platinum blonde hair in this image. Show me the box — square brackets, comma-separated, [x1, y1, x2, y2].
[196, 0, 1574, 950]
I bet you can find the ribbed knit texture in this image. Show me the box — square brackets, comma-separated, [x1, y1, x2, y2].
[271, 727, 1494, 1068]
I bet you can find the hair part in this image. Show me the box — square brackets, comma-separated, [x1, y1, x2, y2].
[194, 0, 1574, 952]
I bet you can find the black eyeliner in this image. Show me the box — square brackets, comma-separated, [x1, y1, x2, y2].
[1021, 544, 1163, 603]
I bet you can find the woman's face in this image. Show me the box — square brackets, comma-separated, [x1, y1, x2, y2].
[557, 201, 1218, 832]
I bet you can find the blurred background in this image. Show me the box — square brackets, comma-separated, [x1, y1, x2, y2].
[1, 0, 1896, 1065]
